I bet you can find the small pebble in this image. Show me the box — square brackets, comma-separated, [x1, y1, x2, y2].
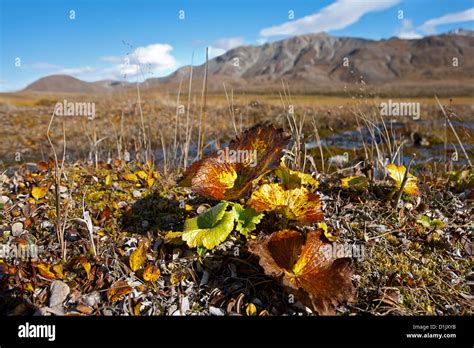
[209, 306, 225, 316]
[11, 222, 23, 236]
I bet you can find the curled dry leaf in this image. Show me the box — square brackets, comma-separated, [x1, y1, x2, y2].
[0, 262, 17, 275]
[248, 183, 324, 224]
[387, 164, 420, 196]
[107, 280, 132, 303]
[180, 124, 291, 200]
[318, 222, 338, 242]
[36, 161, 49, 171]
[249, 229, 355, 315]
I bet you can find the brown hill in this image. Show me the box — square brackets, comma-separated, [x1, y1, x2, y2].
[21, 30, 474, 95]
[23, 75, 130, 94]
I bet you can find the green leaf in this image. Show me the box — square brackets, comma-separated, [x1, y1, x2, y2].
[416, 216, 445, 230]
[232, 203, 264, 236]
[184, 202, 229, 231]
[182, 212, 235, 249]
[197, 246, 207, 257]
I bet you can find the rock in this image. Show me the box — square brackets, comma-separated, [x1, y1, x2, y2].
[209, 306, 225, 316]
[180, 296, 190, 314]
[1, 196, 10, 204]
[167, 304, 178, 315]
[49, 280, 70, 308]
[197, 204, 211, 214]
[133, 190, 141, 199]
[83, 291, 101, 307]
[11, 222, 23, 236]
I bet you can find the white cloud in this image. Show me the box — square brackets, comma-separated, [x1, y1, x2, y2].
[419, 7, 474, 34]
[396, 20, 422, 39]
[99, 55, 123, 63]
[207, 37, 245, 58]
[31, 62, 61, 70]
[260, 0, 400, 38]
[55, 66, 97, 76]
[106, 43, 178, 78]
[212, 37, 245, 51]
[133, 44, 177, 69]
[208, 47, 226, 58]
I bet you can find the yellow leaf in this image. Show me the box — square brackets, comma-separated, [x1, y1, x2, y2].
[387, 164, 420, 196]
[88, 191, 104, 201]
[184, 204, 193, 211]
[32, 186, 48, 200]
[246, 303, 257, 316]
[36, 263, 57, 280]
[135, 171, 147, 180]
[134, 302, 142, 316]
[147, 177, 155, 187]
[124, 173, 138, 182]
[52, 264, 64, 279]
[341, 175, 368, 189]
[79, 257, 92, 279]
[24, 282, 35, 293]
[129, 240, 148, 272]
[143, 264, 161, 283]
[275, 162, 319, 189]
[248, 183, 324, 224]
[164, 231, 185, 245]
[105, 174, 113, 187]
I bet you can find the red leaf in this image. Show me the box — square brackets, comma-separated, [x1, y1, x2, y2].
[180, 124, 290, 200]
[250, 229, 355, 315]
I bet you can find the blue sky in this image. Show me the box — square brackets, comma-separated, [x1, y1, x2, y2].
[0, 0, 473, 91]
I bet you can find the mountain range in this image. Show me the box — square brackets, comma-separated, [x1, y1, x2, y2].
[22, 29, 474, 95]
